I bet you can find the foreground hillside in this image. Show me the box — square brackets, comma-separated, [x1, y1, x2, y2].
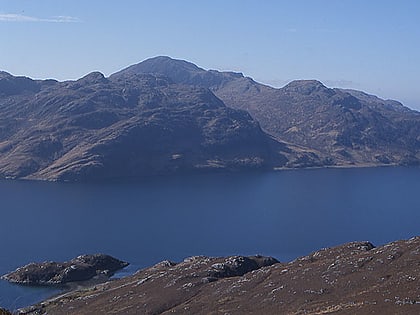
[118, 56, 420, 167]
[20, 237, 420, 314]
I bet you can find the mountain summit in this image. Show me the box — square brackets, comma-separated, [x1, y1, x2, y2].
[112, 56, 245, 89]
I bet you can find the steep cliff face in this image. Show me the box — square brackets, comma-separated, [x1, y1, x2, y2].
[0, 71, 297, 181]
[117, 56, 420, 167]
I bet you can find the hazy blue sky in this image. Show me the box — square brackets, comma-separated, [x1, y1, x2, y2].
[1, 0, 420, 109]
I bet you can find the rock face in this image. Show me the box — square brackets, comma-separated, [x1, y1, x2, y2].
[19, 238, 420, 315]
[1, 254, 129, 285]
[116, 56, 420, 167]
[0, 71, 302, 181]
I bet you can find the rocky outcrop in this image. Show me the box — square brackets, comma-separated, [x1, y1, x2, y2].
[206, 255, 279, 279]
[1, 254, 128, 285]
[19, 237, 420, 314]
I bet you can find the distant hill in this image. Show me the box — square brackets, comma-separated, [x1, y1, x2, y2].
[115, 56, 420, 167]
[0, 70, 313, 181]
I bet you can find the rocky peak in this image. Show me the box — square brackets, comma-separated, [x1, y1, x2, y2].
[111, 56, 246, 90]
[282, 80, 331, 95]
[77, 71, 107, 85]
[140, 55, 202, 72]
[111, 56, 204, 81]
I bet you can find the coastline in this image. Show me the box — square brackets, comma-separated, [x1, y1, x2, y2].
[13, 236, 420, 314]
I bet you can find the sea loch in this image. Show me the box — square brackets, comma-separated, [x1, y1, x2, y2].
[0, 166, 419, 310]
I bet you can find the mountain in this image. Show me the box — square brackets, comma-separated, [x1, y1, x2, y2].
[1, 57, 419, 181]
[111, 56, 246, 89]
[0, 70, 309, 181]
[19, 237, 420, 315]
[114, 56, 420, 166]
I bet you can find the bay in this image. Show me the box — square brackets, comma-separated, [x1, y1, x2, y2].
[0, 166, 419, 310]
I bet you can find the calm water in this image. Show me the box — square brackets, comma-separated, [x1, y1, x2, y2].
[0, 167, 419, 310]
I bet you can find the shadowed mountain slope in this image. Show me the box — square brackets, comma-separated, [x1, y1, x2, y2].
[0, 71, 308, 181]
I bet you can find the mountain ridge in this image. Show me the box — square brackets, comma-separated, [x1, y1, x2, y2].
[115, 56, 419, 167]
[0, 57, 419, 181]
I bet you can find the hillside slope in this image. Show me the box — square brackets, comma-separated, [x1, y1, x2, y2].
[20, 237, 420, 315]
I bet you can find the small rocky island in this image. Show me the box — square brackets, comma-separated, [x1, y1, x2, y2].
[1, 254, 128, 286]
[11, 237, 420, 315]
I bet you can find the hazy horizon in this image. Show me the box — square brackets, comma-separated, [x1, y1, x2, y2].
[1, 0, 420, 110]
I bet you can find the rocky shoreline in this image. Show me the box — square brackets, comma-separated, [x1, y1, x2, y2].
[1, 254, 128, 286]
[6, 237, 419, 314]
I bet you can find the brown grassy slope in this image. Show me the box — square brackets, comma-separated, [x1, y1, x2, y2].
[21, 237, 420, 315]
